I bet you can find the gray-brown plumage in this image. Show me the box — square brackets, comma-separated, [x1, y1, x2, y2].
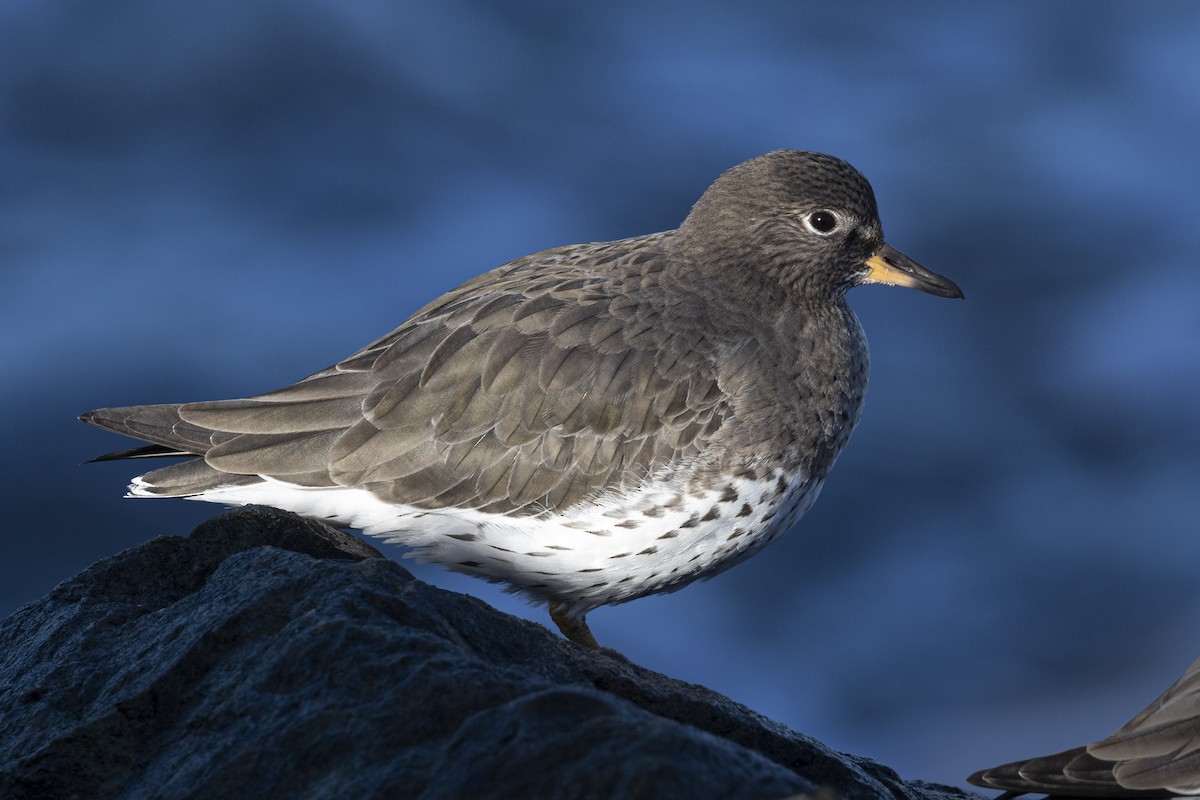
[82, 150, 962, 647]
[969, 655, 1200, 798]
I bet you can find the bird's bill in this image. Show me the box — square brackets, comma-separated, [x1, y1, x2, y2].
[864, 243, 963, 299]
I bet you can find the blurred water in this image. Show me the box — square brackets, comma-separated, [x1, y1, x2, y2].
[3, 0, 1199, 789]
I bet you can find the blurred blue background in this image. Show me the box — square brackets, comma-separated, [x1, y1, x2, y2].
[3, 0, 1199, 789]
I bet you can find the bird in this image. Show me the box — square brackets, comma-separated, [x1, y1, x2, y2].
[81, 149, 962, 649]
[969, 654, 1200, 798]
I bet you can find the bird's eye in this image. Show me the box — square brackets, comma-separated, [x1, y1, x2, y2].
[805, 210, 839, 235]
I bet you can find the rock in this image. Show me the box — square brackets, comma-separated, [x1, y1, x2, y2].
[0, 507, 979, 800]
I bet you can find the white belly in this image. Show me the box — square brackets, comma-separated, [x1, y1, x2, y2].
[131, 467, 820, 613]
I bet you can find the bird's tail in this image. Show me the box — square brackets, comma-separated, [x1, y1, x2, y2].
[80, 404, 214, 459]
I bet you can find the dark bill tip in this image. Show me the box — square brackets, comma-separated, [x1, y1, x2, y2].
[864, 243, 963, 299]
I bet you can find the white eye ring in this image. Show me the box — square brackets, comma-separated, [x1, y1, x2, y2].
[803, 210, 840, 235]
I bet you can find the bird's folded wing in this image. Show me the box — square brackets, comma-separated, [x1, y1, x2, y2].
[110, 238, 745, 514]
[1087, 656, 1200, 793]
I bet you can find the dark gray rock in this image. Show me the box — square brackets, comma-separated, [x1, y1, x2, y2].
[0, 507, 979, 800]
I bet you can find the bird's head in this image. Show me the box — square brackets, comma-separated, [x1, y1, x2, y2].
[677, 149, 962, 302]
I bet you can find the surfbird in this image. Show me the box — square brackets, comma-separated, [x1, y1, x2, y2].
[81, 150, 962, 649]
[969, 653, 1200, 797]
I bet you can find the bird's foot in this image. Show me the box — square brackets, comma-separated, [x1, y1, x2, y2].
[548, 602, 600, 649]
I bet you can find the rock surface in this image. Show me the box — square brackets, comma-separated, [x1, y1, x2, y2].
[0, 507, 980, 800]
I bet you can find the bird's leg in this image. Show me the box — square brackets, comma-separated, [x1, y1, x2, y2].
[548, 602, 600, 649]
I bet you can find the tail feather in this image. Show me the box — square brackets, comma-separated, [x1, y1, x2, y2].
[131, 459, 261, 497]
[82, 404, 273, 497]
[88, 443, 190, 462]
[80, 404, 217, 456]
[967, 746, 1173, 798]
